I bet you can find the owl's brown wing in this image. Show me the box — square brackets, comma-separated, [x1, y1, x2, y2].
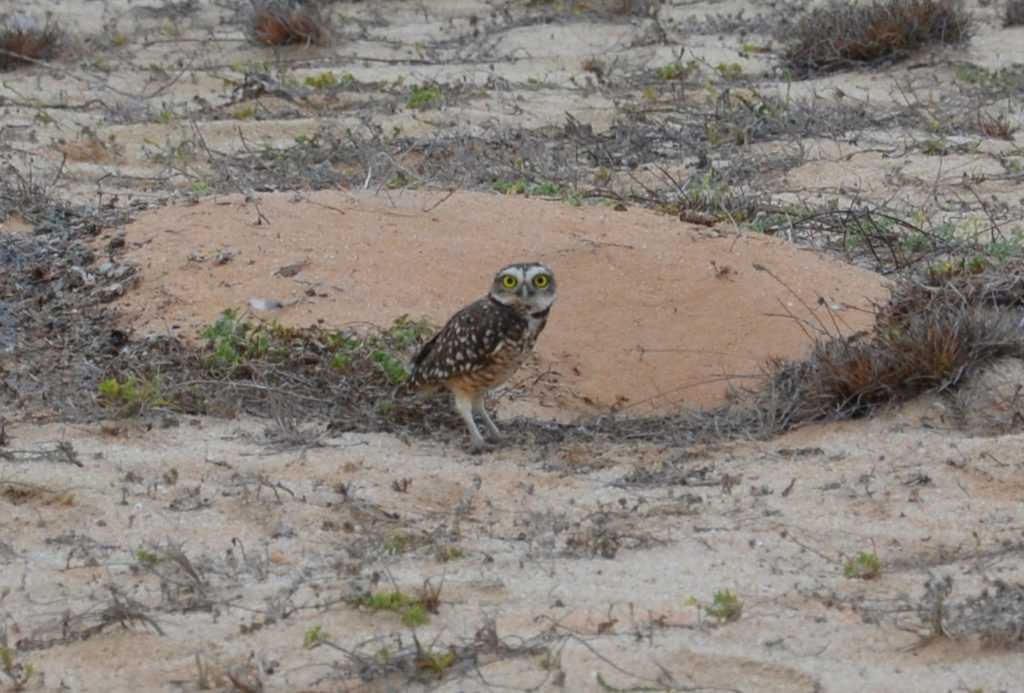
[406, 297, 524, 389]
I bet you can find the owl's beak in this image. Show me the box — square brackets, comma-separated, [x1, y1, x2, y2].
[518, 284, 532, 298]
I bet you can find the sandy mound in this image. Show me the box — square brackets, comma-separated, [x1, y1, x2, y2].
[115, 189, 889, 416]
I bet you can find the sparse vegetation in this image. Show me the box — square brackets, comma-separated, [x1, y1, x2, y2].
[658, 60, 694, 80]
[362, 590, 434, 628]
[3, 2, 1024, 690]
[844, 552, 882, 579]
[304, 71, 338, 89]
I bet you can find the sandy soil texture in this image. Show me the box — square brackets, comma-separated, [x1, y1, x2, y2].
[2, 1, 1024, 692]
[114, 189, 888, 414]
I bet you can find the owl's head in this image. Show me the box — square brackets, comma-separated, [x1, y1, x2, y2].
[489, 262, 557, 314]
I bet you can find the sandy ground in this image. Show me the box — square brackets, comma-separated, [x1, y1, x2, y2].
[5, 399, 1024, 692]
[3, 1, 1024, 692]
[114, 189, 888, 415]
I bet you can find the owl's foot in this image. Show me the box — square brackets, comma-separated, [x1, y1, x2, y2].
[469, 437, 504, 454]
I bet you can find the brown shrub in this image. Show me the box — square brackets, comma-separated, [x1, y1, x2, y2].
[758, 261, 1024, 428]
[249, 1, 328, 46]
[780, 0, 971, 75]
[1006, 0, 1024, 26]
[0, 15, 62, 69]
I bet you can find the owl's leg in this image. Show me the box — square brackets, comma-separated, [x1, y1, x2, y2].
[453, 391, 488, 451]
[472, 395, 503, 443]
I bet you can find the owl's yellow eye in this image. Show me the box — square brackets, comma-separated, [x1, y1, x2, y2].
[533, 274, 549, 288]
[502, 275, 518, 289]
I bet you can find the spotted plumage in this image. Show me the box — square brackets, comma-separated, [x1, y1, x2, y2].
[405, 262, 558, 450]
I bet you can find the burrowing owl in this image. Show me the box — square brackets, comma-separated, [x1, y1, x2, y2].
[405, 262, 558, 450]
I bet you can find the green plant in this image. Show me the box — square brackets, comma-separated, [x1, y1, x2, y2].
[658, 60, 695, 80]
[381, 528, 412, 555]
[744, 211, 796, 234]
[136, 548, 161, 566]
[365, 316, 432, 383]
[538, 652, 560, 670]
[436, 544, 464, 561]
[0, 646, 35, 690]
[416, 648, 454, 676]
[678, 169, 733, 216]
[328, 330, 360, 370]
[492, 178, 529, 194]
[698, 590, 743, 622]
[844, 552, 881, 579]
[201, 309, 272, 368]
[407, 84, 441, 109]
[97, 376, 171, 415]
[303, 624, 330, 648]
[364, 591, 431, 627]
[491, 178, 568, 198]
[954, 62, 986, 82]
[901, 232, 931, 253]
[98, 376, 140, 404]
[402, 604, 429, 627]
[160, 19, 181, 37]
[304, 71, 337, 89]
[387, 315, 434, 347]
[985, 227, 1024, 261]
[372, 350, 408, 383]
[842, 214, 896, 252]
[715, 62, 743, 79]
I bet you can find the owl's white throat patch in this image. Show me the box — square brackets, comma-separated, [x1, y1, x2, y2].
[530, 291, 557, 312]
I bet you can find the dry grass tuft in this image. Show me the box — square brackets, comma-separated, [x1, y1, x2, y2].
[1006, 0, 1024, 26]
[248, 0, 328, 46]
[917, 576, 1024, 646]
[0, 14, 62, 70]
[950, 580, 1024, 645]
[780, 0, 971, 75]
[756, 261, 1024, 429]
